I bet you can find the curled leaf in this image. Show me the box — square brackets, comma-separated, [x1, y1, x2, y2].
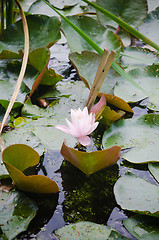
[2, 144, 59, 194]
[60, 141, 121, 175]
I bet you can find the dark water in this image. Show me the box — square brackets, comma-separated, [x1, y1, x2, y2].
[16, 42, 157, 240]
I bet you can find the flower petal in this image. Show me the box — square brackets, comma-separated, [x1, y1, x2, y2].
[78, 136, 91, 146]
[55, 125, 70, 134]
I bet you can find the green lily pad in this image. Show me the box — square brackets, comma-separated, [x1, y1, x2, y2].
[123, 215, 159, 239]
[2, 144, 40, 172]
[60, 141, 121, 175]
[148, 162, 159, 183]
[0, 15, 61, 53]
[114, 173, 159, 217]
[29, 1, 85, 17]
[2, 144, 59, 193]
[0, 190, 38, 240]
[102, 114, 159, 164]
[4, 162, 59, 193]
[98, 93, 133, 113]
[0, 50, 20, 59]
[114, 65, 159, 111]
[55, 221, 129, 240]
[28, 47, 50, 72]
[61, 15, 122, 59]
[121, 47, 159, 70]
[49, 0, 80, 9]
[69, 51, 119, 94]
[19, 0, 36, 11]
[138, 7, 159, 46]
[96, 0, 148, 28]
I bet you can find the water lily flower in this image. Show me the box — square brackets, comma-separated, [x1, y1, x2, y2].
[55, 107, 99, 146]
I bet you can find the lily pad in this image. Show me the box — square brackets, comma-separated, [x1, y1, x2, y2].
[0, 190, 38, 240]
[96, 0, 148, 28]
[114, 65, 159, 111]
[28, 47, 50, 72]
[114, 173, 159, 217]
[2, 144, 40, 172]
[98, 93, 133, 113]
[138, 7, 159, 46]
[55, 221, 129, 240]
[0, 15, 61, 53]
[49, 0, 80, 9]
[69, 51, 119, 94]
[148, 162, 159, 183]
[102, 114, 159, 164]
[29, 1, 85, 17]
[2, 144, 59, 193]
[147, 0, 159, 13]
[61, 15, 122, 59]
[123, 215, 159, 239]
[120, 47, 159, 70]
[60, 141, 121, 175]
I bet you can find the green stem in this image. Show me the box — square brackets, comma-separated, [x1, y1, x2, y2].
[6, 0, 14, 27]
[41, 0, 147, 95]
[82, 0, 159, 52]
[0, 0, 4, 35]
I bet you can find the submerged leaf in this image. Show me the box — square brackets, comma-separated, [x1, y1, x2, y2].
[123, 215, 159, 239]
[60, 141, 121, 175]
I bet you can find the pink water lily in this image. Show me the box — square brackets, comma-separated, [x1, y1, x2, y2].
[55, 107, 99, 146]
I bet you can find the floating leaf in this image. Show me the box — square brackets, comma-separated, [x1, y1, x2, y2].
[100, 106, 124, 126]
[60, 141, 121, 175]
[49, 0, 80, 9]
[114, 65, 159, 111]
[0, 15, 61, 53]
[0, 190, 38, 240]
[102, 114, 159, 164]
[148, 162, 159, 183]
[120, 47, 159, 69]
[0, 50, 20, 59]
[95, 0, 148, 28]
[114, 173, 159, 217]
[147, 0, 159, 13]
[61, 16, 122, 59]
[2, 144, 59, 193]
[123, 215, 159, 239]
[138, 7, 159, 46]
[55, 221, 129, 240]
[28, 47, 50, 72]
[69, 51, 119, 94]
[98, 93, 133, 113]
[4, 162, 59, 194]
[2, 144, 40, 172]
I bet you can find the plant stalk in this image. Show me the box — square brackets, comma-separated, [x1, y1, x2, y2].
[0, 0, 4, 35]
[6, 0, 14, 27]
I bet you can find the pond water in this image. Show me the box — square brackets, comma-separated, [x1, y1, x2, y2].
[15, 41, 158, 240]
